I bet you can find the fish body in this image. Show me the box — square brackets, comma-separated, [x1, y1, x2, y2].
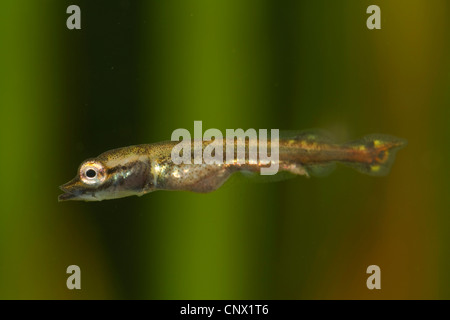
[59, 133, 406, 201]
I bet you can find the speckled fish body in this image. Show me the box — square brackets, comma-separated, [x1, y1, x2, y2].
[59, 133, 406, 201]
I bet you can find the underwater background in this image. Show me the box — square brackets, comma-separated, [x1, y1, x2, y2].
[0, 0, 449, 299]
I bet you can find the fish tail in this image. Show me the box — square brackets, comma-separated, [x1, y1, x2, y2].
[343, 134, 407, 176]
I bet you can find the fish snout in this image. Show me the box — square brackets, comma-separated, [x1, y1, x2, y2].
[58, 178, 83, 201]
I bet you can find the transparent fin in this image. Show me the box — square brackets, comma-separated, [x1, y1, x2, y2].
[344, 134, 406, 148]
[238, 170, 297, 183]
[280, 129, 335, 144]
[305, 162, 337, 177]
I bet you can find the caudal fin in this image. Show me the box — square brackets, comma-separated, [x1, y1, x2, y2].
[343, 134, 407, 176]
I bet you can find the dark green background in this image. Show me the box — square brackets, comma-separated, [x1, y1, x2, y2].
[0, 0, 448, 299]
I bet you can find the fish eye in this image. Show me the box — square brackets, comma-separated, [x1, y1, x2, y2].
[80, 161, 106, 185]
[86, 169, 97, 178]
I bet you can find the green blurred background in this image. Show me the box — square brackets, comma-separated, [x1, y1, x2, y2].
[0, 0, 449, 299]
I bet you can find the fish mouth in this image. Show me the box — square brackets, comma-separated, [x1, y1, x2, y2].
[58, 178, 82, 202]
[58, 189, 77, 201]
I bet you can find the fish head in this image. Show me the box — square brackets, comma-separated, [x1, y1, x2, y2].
[59, 147, 154, 202]
[58, 159, 109, 201]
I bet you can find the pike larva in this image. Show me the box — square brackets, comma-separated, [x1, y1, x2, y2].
[59, 132, 406, 201]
